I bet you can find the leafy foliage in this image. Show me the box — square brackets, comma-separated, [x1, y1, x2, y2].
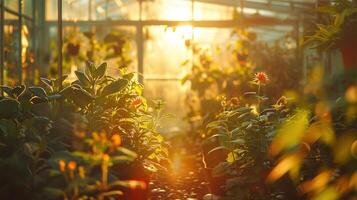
[0, 62, 168, 199]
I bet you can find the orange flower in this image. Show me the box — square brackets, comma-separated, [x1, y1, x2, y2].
[254, 72, 269, 85]
[111, 134, 122, 146]
[131, 97, 142, 108]
[67, 161, 77, 171]
[59, 160, 66, 172]
[102, 154, 110, 162]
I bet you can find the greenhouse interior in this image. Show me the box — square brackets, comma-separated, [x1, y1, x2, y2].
[0, 0, 357, 199]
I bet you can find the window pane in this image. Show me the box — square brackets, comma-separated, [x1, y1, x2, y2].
[194, 2, 234, 20]
[46, 0, 89, 21]
[4, 13, 20, 86]
[92, 0, 139, 20]
[4, 0, 18, 12]
[46, 26, 137, 81]
[144, 26, 192, 79]
[142, 0, 192, 21]
[23, 0, 33, 17]
[22, 23, 37, 85]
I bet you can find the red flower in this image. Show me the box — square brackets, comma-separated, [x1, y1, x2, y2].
[254, 72, 270, 84]
[131, 97, 142, 108]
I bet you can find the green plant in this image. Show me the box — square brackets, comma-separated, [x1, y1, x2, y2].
[202, 73, 299, 199]
[182, 32, 255, 139]
[0, 84, 64, 199]
[60, 61, 168, 170]
[305, 0, 357, 50]
[0, 60, 168, 199]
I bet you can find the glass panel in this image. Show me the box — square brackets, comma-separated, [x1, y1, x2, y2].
[4, 0, 18, 12]
[4, 11, 18, 20]
[194, 2, 234, 20]
[144, 80, 190, 134]
[46, 0, 89, 21]
[23, 0, 33, 17]
[4, 13, 20, 86]
[142, 0, 192, 21]
[143, 26, 192, 79]
[22, 22, 36, 85]
[45, 0, 57, 20]
[47, 25, 137, 81]
[92, 0, 139, 20]
[46, 0, 140, 21]
[193, 28, 234, 69]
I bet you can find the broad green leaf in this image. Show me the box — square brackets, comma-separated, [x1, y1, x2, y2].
[206, 133, 229, 141]
[71, 87, 95, 107]
[12, 85, 26, 98]
[94, 62, 107, 80]
[0, 86, 13, 96]
[0, 98, 20, 119]
[207, 146, 228, 155]
[29, 87, 47, 98]
[75, 71, 91, 87]
[85, 61, 95, 78]
[101, 79, 128, 97]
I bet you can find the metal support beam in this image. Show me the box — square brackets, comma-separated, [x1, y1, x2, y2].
[192, 0, 314, 15]
[0, 0, 4, 90]
[46, 17, 297, 27]
[18, 0, 23, 84]
[4, 6, 33, 21]
[31, 0, 36, 84]
[58, 0, 63, 90]
[136, 25, 143, 84]
[137, 0, 143, 84]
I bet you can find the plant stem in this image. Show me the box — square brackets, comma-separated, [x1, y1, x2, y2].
[257, 83, 261, 115]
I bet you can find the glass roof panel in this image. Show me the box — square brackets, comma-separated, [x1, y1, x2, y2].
[194, 1, 234, 20]
[4, 0, 18, 12]
[142, 0, 192, 21]
[46, 0, 89, 20]
[93, 0, 139, 20]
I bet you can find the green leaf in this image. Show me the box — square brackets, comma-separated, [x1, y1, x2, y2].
[94, 62, 107, 80]
[40, 78, 53, 88]
[29, 87, 47, 98]
[12, 85, 26, 98]
[0, 86, 13, 96]
[75, 71, 91, 87]
[71, 87, 95, 107]
[101, 79, 128, 97]
[117, 147, 138, 159]
[207, 146, 228, 155]
[206, 133, 228, 141]
[123, 72, 135, 81]
[227, 138, 245, 145]
[0, 98, 20, 119]
[85, 61, 95, 78]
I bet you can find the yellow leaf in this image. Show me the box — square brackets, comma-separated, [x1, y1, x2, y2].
[266, 153, 302, 183]
[271, 109, 310, 155]
[226, 152, 238, 163]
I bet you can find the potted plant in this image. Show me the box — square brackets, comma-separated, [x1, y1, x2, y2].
[305, 0, 357, 69]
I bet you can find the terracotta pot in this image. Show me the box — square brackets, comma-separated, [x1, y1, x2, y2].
[340, 42, 357, 70]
